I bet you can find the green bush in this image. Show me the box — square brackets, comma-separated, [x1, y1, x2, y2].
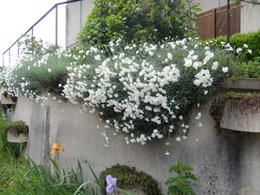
[100, 164, 162, 195]
[78, 0, 200, 48]
[209, 30, 260, 61]
[232, 59, 260, 79]
[4, 51, 74, 98]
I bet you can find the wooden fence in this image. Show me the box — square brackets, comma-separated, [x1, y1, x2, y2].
[196, 3, 241, 40]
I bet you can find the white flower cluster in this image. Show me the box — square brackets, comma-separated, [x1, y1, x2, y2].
[0, 49, 72, 106]
[63, 38, 230, 145]
[1, 37, 240, 146]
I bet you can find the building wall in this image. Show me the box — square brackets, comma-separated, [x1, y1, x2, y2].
[66, 0, 94, 48]
[10, 95, 260, 194]
[195, 0, 227, 12]
[240, 2, 260, 33]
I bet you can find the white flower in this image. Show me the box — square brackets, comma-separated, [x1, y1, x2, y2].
[247, 49, 252, 54]
[48, 68, 52, 73]
[222, 67, 229, 73]
[94, 55, 101, 61]
[243, 44, 248, 48]
[211, 61, 219, 70]
[198, 122, 203, 127]
[195, 112, 202, 120]
[194, 69, 213, 87]
[193, 61, 202, 69]
[184, 58, 192, 67]
[176, 137, 181, 142]
[167, 53, 173, 60]
[236, 48, 242, 54]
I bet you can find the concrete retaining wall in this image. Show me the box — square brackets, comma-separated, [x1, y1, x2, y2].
[9, 93, 260, 194]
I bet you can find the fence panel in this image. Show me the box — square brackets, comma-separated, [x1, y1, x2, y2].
[196, 3, 241, 40]
[196, 9, 215, 40]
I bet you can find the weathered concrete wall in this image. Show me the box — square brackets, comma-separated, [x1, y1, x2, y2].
[9, 94, 260, 194]
[66, 0, 94, 48]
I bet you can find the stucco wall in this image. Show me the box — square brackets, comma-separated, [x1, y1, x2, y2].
[66, 0, 94, 48]
[9, 95, 260, 194]
[240, 2, 260, 33]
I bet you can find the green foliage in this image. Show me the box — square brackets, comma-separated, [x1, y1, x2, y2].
[5, 51, 74, 96]
[63, 39, 233, 142]
[209, 30, 260, 62]
[5, 120, 29, 134]
[208, 30, 260, 79]
[165, 161, 197, 195]
[100, 164, 162, 195]
[78, 0, 200, 48]
[18, 35, 59, 57]
[0, 157, 104, 195]
[232, 59, 260, 79]
[0, 111, 20, 158]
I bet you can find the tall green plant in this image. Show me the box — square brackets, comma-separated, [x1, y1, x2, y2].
[165, 161, 198, 195]
[78, 0, 200, 48]
[1, 158, 102, 195]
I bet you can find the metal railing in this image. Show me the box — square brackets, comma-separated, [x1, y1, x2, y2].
[2, 0, 82, 66]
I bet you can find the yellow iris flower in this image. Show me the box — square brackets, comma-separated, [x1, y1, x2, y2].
[50, 143, 65, 155]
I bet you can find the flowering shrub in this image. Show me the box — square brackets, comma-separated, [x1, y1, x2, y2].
[0, 50, 74, 105]
[63, 38, 232, 145]
[1, 37, 238, 146]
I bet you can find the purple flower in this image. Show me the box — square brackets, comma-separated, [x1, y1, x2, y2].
[106, 175, 117, 193]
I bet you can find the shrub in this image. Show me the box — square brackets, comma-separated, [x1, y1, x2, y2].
[1, 38, 237, 145]
[232, 59, 260, 79]
[2, 50, 74, 101]
[78, 0, 200, 48]
[208, 30, 260, 61]
[100, 164, 162, 195]
[63, 38, 233, 144]
[18, 35, 59, 57]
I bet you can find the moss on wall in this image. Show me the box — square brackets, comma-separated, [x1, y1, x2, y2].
[100, 164, 162, 195]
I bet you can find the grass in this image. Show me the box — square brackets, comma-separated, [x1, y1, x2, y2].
[0, 110, 105, 195]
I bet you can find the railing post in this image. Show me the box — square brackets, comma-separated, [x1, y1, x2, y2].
[55, 5, 58, 46]
[2, 54, 4, 66]
[2, 0, 82, 66]
[9, 50, 11, 64]
[18, 44, 20, 58]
